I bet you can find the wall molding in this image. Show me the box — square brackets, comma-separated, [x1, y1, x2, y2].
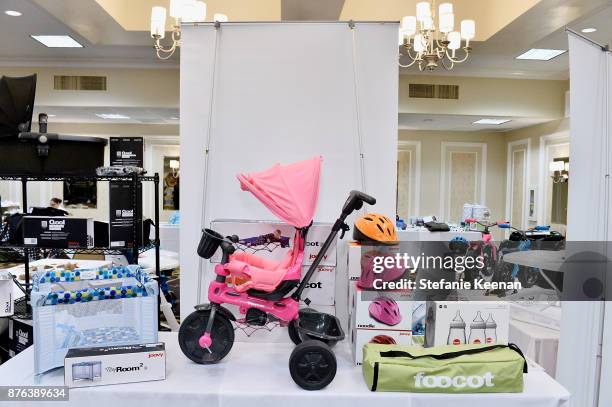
[398, 140, 421, 216]
[440, 141, 487, 221]
[505, 138, 531, 229]
[537, 131, 570, 225]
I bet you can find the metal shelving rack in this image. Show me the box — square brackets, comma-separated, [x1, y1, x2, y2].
[0, 173, 161, 322]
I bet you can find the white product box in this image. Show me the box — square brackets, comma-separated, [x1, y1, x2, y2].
[210, 219, 336, 266]
[350, 328, 412, 365]
[424, 301, 509, 347]
[348, 230, 481, 282]
[0, 270, 14, 317]
[349, 282, 413, 331]
[347, 242, 361, 281]
[347, 243, 407, 282]
[229, 304, 336, 343]
[64, 343, 166, 388]
[300, 264, 335, 305]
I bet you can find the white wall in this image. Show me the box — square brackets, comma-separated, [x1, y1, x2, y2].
[504, 119, 570, 230]
[180, 22, 399, 320]
[399, 75, 568, 119]
[397, 130, 507, 223]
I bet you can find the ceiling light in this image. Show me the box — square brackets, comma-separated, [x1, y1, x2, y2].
[4, 10, 22, 16]
[516, 48, 566, 61]
[31, 35, 83, 48]
[473, 118, 511, 125]
[399, 1, 475, 71]
[169, 117, 179, 120]
[581, 28, 597, 33]
[95, 114, 131, 120]
[47, 114, 56, 118]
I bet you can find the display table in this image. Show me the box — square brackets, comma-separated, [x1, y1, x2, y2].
[510, 319, 560, 377]
[0, 332, 570, 407]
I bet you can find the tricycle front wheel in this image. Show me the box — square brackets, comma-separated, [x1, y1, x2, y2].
[289, 340, 337, 390]
[178, 309, 235, 364]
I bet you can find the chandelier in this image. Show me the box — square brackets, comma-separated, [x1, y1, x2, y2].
[150, 0, 228, 60]
[398, 1, 475, 71]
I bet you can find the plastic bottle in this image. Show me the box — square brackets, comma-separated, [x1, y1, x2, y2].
[468, 311, 486, 344]
[485, 313, 497, 344]
[447, 310, 466, 345]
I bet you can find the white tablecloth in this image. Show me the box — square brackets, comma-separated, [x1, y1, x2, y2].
[0, 332, 570, 407]
[510, 319, 560, 377]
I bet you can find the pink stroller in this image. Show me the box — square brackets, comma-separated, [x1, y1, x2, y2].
[178, 156, 376, 390]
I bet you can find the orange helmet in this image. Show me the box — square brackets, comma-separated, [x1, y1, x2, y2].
[353, 213, 398, 244]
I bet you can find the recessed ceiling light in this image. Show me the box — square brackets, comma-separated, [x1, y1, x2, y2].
[169, 117, 179, 120]
[4, 10, 22, 16]
[515, 48, 566, 61]
[47, 114, 56, 117]
[581, 28, 597, 33]
[473, 118, 511, 125]
[95, 113, 131, 120]
[31, 35, 83, 48]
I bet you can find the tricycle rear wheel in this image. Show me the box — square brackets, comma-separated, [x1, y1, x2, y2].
[289, 340, 337, 390]
[178, 309, 235, 364]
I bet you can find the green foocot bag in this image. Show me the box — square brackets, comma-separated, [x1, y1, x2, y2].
[363, 343, 527, 393]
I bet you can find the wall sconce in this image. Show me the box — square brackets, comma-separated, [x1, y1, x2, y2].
[169, 159, 180, 177]
[549, 160, 569, 183]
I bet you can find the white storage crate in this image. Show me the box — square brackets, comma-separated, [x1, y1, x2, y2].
[31, 265, 158, 374]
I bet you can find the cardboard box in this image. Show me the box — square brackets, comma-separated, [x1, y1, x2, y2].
[109, 182, 143, 248]
[424, 301, 510, 347]
[22, 216, 93, 248]
[8, 317, 33, 357]
[347, 243, 407, 282]
[350, 327, 412, 365]
[65, 343, 166, 388]
[349, 282, 413, 331]
[210, 220, 336, 266]
[300, 264, 335, 306]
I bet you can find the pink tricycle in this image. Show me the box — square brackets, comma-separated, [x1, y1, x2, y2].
[178, 156, 376, 390]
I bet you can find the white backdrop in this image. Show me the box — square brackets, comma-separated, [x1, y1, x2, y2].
[179, 22, 398, 321]
[557, 32, 612, 407]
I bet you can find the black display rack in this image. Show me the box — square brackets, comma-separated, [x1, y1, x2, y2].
[0, 173, 161, 322]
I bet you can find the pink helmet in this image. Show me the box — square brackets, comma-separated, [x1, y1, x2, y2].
[357, 251, 405, 289]
[369, 297, 402, 326]
[370, 335, 397, 345]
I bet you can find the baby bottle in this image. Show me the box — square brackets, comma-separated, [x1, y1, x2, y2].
[485, 313, 497, 344]
[468, 311, 486, 344]
[447, 310, 466, 345]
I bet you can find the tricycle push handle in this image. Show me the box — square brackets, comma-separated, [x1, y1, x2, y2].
[342, 190, 376, 216]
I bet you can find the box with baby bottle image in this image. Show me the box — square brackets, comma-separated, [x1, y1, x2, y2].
[424, 301, 509, 348]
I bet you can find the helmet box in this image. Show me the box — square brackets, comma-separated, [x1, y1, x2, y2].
[350, 328, 412, 365]
[348, 281, 417, 364]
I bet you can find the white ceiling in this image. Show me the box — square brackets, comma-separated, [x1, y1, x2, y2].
[399, 113, 554, 132]
[399, 0, 612, 80]
[0, 0, 610, 76]
[0, 0, 173, 67]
